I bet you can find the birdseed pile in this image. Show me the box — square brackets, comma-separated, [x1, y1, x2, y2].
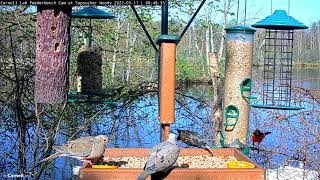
[223, 40, 253, 146]
[103, 155, 237, 168]
[77, 47, 103, 94]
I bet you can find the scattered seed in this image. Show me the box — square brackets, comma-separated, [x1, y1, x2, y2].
[102, 155, 237, 168]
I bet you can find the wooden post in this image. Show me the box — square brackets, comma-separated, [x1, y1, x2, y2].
[159, 42, 177, 141]
[35, 5, 72, 104]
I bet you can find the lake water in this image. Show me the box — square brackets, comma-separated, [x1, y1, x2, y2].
[0, 68, 319, 179]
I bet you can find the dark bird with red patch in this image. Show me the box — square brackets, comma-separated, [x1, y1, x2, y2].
[251, 129, 271, 146]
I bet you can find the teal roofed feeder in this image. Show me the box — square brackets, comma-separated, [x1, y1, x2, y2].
[250, 10, 308, 110]
[72, 7, 115, 47]
[72, 7, 115, 19]
[251, 10, 307, 30]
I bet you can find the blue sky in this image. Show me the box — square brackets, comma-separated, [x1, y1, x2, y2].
[246, 0, 319, 26]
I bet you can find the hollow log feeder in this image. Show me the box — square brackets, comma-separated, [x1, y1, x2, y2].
[157, 35, 180, 141]
[35, 6, 72, 104]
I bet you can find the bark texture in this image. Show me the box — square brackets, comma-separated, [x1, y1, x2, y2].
[35, 5, 72, 104]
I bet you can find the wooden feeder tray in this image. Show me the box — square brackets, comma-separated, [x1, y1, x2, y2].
[79, 148, 265, 180]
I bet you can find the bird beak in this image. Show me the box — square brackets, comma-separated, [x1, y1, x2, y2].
[171, 130, 179, 136]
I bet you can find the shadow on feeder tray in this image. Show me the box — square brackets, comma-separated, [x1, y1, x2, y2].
[150, 166, 177, 180]
[103, 161, 128, 167]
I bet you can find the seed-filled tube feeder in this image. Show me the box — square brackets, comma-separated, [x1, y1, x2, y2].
[72, 7, 115, 95]
[251, 10, 308, 110]
[156, 35, 180, 141]
[223, 26, 256, 150]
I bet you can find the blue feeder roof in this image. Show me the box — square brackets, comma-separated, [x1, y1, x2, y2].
[72, 7, 115, 19]
[252, 10, 308, 30]
[225, 26, 256, 34]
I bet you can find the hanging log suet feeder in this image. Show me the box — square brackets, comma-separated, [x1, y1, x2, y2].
[35, 5, 72, 104]
[71, 7, 115, 95]
[250, 10, 308, 110]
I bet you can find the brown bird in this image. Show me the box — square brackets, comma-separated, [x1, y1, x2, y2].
[177, 129, 214, 156]
[38, 135, 108, 165]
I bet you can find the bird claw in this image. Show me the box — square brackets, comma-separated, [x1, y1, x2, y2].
[82, 160, 93, 165]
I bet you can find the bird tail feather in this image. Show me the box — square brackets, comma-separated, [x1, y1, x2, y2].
[37, 152, 63, 164]
[264, 132, 272, 136]
[137, 172, 149, 180]
[205, 145, 214, 157]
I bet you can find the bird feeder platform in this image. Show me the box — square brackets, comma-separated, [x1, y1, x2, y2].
[79, 148, 265, 180]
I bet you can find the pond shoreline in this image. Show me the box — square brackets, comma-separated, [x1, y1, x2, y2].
[253, 62, 320, 68]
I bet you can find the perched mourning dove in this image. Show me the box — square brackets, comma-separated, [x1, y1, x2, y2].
[177, 129, 214, 156]
[39, 135, 108, 164]
[137, 133, 180, 180]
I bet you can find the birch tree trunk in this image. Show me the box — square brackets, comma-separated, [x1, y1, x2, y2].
[212, 0, 235, 146]
[125, 24, 137, 83]
[188, 27, 192, 55]
[111, 19, 121, 82]
[208, 52, 224, 146]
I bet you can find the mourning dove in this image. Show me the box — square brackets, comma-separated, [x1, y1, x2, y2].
[39, 135, 108, 164]
[137, 133, 180, 180]
[177, 129, 214, 156]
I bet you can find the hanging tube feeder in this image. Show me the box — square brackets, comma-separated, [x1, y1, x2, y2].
[250, 10, 308, 110]
[222, 26, 256, 151]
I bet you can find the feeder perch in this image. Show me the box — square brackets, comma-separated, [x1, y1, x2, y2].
[224, 105, 240, 127]
[240, 78, 257, 100]
[250, 10, 308, 110]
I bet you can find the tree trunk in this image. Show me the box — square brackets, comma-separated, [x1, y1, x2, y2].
[111, 19, 121, 82]
[208, 52, 223, 146]
[126, 33, 137, 83]
[35, 5, 72, 104]
[9, 26, 27, 175]
[210, 25, 215, 52]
